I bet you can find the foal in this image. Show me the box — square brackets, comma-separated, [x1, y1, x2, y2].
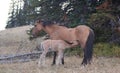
[38, 39, 71, 66]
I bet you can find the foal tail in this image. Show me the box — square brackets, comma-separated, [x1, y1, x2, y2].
[82, 29, 94, 65]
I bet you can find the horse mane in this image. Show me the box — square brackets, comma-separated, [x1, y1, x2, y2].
[40, 19, 55, 27]
[37, 19, 66, 27]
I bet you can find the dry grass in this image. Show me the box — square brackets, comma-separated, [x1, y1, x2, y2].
[0, 26, 120, 73]
[0, 56, 120, 73]
[0, 25, 44, 55]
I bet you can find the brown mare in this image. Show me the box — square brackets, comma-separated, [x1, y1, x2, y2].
[31, 19, 95, 65]
[38, 39, 71, 66]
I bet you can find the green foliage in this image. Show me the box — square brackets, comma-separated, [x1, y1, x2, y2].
[94, 43, 120, 57]
[87, 11, 119, 42]
[64, 46, 83, 56]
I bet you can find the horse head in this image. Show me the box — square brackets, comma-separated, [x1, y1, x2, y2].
[31, 20, 44, 38]
[31, 19, 55, 38]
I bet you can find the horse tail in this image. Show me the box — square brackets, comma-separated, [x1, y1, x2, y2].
[82, 29, 95, 65]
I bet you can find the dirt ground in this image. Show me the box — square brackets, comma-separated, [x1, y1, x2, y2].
[0, 26, 120, 73]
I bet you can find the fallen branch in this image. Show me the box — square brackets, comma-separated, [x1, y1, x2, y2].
[0, 51, 42, 64]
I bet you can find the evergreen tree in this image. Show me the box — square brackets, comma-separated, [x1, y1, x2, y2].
[6, 0, 120, 28]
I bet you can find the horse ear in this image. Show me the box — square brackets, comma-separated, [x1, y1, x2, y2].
[38, 20, 41, 23]
[36, 20, 41, 23]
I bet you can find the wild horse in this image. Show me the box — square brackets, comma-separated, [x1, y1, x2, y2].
[31, 19, 95, 65]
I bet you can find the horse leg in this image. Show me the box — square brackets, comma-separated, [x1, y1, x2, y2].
[81, 48, 88, 65]
[38, 51, 47, 67]
[61, 54, 64, 65]
[56, 50, 64, 65]
[52, 51, 57, 65]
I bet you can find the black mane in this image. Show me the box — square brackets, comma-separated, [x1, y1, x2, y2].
[36, 19, 65, 27]
[40, 20, 55, 27]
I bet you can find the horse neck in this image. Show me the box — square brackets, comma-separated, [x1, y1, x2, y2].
[43, 25, 64, 35]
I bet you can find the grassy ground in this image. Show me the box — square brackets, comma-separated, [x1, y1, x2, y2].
[0, 56, 120, 73]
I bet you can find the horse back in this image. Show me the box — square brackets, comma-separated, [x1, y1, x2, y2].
[50, 26, 76, 41]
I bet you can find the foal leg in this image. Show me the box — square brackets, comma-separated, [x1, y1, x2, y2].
[52, 51, 64, 65]
[38, 51, 47, 67]
[52, 51, 57, 65]
[56, 51, 64, 65]
[62, 54, 64, 65]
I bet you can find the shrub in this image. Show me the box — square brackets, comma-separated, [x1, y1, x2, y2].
[94, 43, 120, 57]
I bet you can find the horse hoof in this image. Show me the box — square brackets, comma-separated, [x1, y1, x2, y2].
[81, 62, 87, 66]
